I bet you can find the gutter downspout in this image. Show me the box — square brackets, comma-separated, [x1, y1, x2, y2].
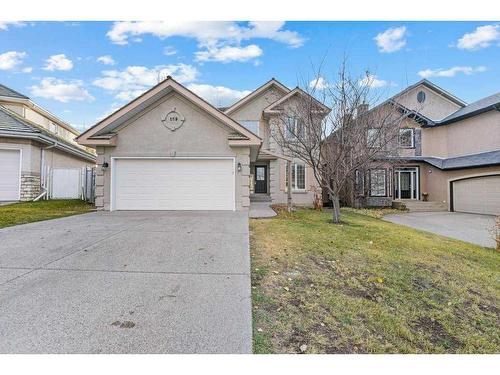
[34, 142, 57, 201]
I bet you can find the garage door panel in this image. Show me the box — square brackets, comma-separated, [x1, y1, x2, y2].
[453, 175, 500, 215]
[114, 159, 234, 211]
[0, 149, 21, 201]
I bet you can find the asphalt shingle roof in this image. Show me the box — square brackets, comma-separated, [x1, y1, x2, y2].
[0, 84, 29, 99]
[439, 92, 500, 125]
[0, 105, 39, 133]
[401, 150, 500, 170]
[0, 105, 95, 161]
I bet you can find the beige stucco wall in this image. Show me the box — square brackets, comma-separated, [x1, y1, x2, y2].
[229, 87, 286, 121]
[44, 148, 94, 169]
[395, 84, 462, 121]
[2, 103, 24, 116]
[421, 111, 500, 158]
[0, 138, 40, 173]
[418, 164, 500, 206]
[95, 92, 251, 211]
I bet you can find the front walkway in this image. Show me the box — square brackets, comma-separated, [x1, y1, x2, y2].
[383, 211, 496, 248]
[0, 210, 252, 353]
[249, 202, 277, 218]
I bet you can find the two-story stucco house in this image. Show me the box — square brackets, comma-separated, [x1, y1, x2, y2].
[76, 77, 321, 211]
[0, 84, 96, 201]
[342, 79, 500, 216]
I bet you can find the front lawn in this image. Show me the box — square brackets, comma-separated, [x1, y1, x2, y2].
[250, 208, 500, 354]
[0, 199, 94, 228]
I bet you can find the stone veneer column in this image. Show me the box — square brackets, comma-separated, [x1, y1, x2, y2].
[237, 148, 251, 209]
[20, 173, 41, 201]
[269, 159, 280, 204]
[94, 146, 105, 209]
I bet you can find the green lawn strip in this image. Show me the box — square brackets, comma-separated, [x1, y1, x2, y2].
[250, 208, 500, 354]
[0, 200, 95, 228]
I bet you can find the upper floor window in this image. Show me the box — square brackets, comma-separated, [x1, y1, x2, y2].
[399, 128, 414, 148]
[285, 117, 305, 140]
[417, 91, 426, 103]
[367, 128, 381, 148]
[369, 169, 386, 197]
[239, 120, 259, 136]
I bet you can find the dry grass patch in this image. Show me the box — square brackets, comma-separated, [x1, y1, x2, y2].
[251, 208, 500, 354]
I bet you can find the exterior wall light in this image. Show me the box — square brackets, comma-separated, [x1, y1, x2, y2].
[101, 161, 109, 171]
[237, 162, 242, 172]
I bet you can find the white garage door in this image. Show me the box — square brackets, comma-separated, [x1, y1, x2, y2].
[113, 158, 235, 210]
[453, 175, 500, 215]
[0, 149, 21, 201]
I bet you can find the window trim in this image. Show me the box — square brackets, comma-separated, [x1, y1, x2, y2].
[285, 117, 305, 140]
[286, 161, 307, 192]
[399, 128, 415, 148]
[369, 169, 387, 197]
[367, 128, 382, 148]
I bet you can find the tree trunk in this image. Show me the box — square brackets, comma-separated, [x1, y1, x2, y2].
[287, 160, 292, 213]
[331, 195, 341, 224]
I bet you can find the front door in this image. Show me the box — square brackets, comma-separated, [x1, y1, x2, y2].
[254, 165, 267, 194]
[394, 167, 419, 200]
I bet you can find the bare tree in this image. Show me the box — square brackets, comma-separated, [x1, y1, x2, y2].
[270, 60, 411, 223]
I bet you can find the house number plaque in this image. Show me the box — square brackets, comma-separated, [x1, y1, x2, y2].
[161, 108, 185, 131]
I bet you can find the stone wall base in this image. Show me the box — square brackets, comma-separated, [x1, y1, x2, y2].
[20, 174, 41, 201]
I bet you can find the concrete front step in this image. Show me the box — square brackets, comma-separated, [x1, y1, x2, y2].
[250, 194, 272, 202]
[393, 200, 447, 212]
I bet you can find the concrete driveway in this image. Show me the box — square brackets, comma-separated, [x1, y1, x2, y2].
[0, 210, 252, 353]
[383, 211, 496, 248]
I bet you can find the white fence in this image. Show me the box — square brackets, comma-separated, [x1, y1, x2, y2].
[42, 166, 95, 202]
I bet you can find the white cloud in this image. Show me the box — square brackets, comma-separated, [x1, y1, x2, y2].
[456, 24, 500, 50]
[107, 21, 303, 64]
[30, 78, 94, 103]
[0, 22, 26, 31]
[418, 65, 487, 78]
[163, 46, 177, 56]
[359, 74, 388, 88]
[309, 76, 328, 90]
[93, 64, 199, 101]
[0, 51, 26, 70]
[195, 44, 263, 63]
[186, 84, 251, 107]
[44, 54, 73, 71]
[374, 26, 407, 53]
[107, 21, 304, 48]
[97, 55, 116, 65]
[22, 67, 33, 73]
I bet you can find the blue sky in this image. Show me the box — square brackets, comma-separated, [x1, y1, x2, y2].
[0, 21, 498, 130]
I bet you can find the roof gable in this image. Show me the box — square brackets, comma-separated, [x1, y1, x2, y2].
[224, 78, 290, 116]
[263, 87, 331, 114]
[397, 79, 467, 107]
[77, 77, 261, 146]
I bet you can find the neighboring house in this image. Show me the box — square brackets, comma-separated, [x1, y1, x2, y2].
[0, 84, 96, 202]
[341, 79, 500, 216]
[76, 77, 321, 211]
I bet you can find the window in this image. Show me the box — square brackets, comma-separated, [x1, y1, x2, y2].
[367, 128, 381, 148]
[355, 169, 365, 195]
[286, 162, 306, 190]
[417, 91, 426, 103]
[369, 169, 386, 196]
[239, 120, 259, 136]
[399, 128, 414, 148]
[285, 117, 305, 139]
